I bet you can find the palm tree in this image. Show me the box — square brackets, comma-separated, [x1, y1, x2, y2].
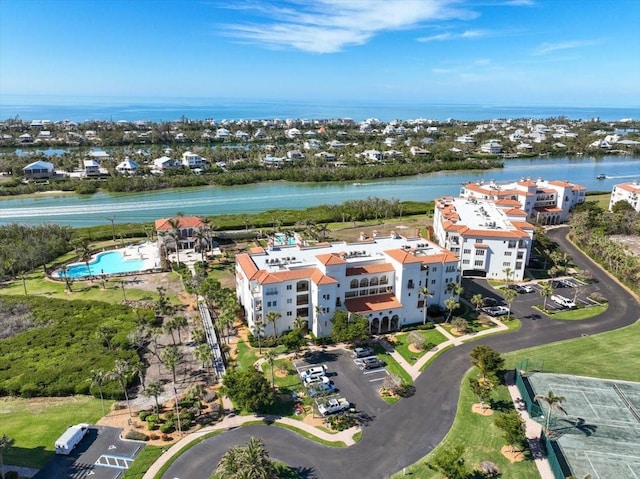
[195, 343, 213, 375]
[471, 293, 484, 312]
[241, 437, 276, 479]
[89, 368, 108, 415]
[195, 228, 208, 263]
[144, 381, 165, 414]
[444, 296, 459, 323]
[173, 315, 188, 344]
[163, 319, 177, 346]
[161, 345, 181, 385]
[265, 310, 281, 338]
[421, 286, 431, 324]
[503, 288, 518, 318]
[167, 217, 182, 267]
[252, 319, 266, 354]
[540, 281, 553, 310]
[535, 390, 567, 433]
[216, 445, 243, 477]
[74, 239, 93, 279]
[263, 349, 277, 388]
[109, 359, 133, 417]
[293, 316, 307, 331]
[0, 434, 15, 479]
[61, 265, 73, 293]
[503, 267, 513, 286]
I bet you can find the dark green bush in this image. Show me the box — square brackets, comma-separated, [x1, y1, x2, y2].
[139, 411, 152, 421]
[160, 420, 175, 434]
[124, 430, 149, 441]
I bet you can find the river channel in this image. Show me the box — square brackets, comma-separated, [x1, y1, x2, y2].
[1, 155, 639, 227]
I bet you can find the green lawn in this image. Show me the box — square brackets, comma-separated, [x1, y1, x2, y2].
[504, 320, 640, 381]
[545, 303, 608, 320]
[0, 270, 181, 304]
[234, 340, 259, 370]
[262, 358, 300, 390]
[394, 329, 448, 365]
[0, 395, 113, 468]
[123, 446, 164, 479]
[393, 369, 538, 478]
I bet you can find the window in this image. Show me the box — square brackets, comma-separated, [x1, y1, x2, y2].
[407, 279, 414, 289]
[508, 240, 517, 248]
[350, 279, 358, 289]
[431, 279, 436, 285]
[474, 260, 483, 266]
[463, 249, 471, 254]
[322, 294, 330, 301]
[476, 250, 485, 256]
[286, 311, 293, 316]
[462, 259, 470, 265]
[370, 277, 379, 286]
[380, 275, 389, 285]
[286, 298, 292, 304]
[517, 252, 524, 260]
[505, 251, 512, 256]
[476, 239, 484, 243]
[431, 267, 437, 272]
[360, 278, 369, 288]
[286, 285, 292, 290]
[503, 262, 511, 267]
[516, 262, 523, 270]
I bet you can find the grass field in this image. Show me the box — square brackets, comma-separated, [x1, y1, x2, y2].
[394, 329, 448, 365]
[0, 395, 113, 468]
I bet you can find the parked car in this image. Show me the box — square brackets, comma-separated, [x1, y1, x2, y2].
[358, 357, 385, 370]
[304, 375, 330, 387]
[507, 284, 531, 293]
[299, 365, 328, 381]
[308, 381, 338, 397]
[520, 285, 534, 293]
[550, 294, 576, 309]
[351, 347, 374, 358]
[482, 306, 510, 317]
[482, 297, 498, 307]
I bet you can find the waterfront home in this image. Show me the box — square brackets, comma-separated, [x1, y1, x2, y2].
[410, 146, 429, 156]
[236, 234, 459, 338]
[19, 133, 34, 144]
[88, 149, 110, 161]
[362, 149, 383, 162]
[83, 159, 101, 177]
[115, 157, 139, 175]
[181, 151, 208, 169]
[480, 141, 502, 154]
[286, 128, 302, 139]
[23, 160, 55, 180]
[152, 155, 181, 173]
[155, 215, 208, 252]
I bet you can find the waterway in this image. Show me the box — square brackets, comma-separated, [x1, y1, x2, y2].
[1, 155, 639, 227]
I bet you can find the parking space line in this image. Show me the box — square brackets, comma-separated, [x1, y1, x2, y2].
[363, 368, 386, 375]
[369, 377, 387, 382]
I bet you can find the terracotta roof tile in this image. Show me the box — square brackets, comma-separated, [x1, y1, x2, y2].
[345, 293, 403, 313]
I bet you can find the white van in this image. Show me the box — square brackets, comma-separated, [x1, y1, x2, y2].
[299, 365, 327, 381]
[551, 294, 576, 309]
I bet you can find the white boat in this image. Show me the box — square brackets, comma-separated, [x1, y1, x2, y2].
[596, 174, 606, 180]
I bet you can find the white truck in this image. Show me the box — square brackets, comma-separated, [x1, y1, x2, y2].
[317, 397, 350, 416]
[55, 423, 89, 455]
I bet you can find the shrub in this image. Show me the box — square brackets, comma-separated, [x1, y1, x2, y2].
[149, 433, 160, 440]
[124, 430, 149, 441]
[147, 421, 157, 430]
[160, 420, 175, 434]
[139, 411, 152, 421]
[588, 292, 607, 303]
[407, 331, 426, 350]
[145, 414, 159, 423]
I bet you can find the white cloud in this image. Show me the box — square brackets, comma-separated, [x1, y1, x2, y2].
[418, 29, 494, 42]
[533, 40, 599, 56]
[220, 0, 478, 53]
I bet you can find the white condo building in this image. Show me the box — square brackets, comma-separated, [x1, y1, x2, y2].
[460, 178, 586, 225]
[236, 235, 460, 338]
[433, 196, 535, 281]
[609, 180, 640, 212]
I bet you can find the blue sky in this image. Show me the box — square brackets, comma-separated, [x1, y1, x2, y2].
[1, 0, 639, 106]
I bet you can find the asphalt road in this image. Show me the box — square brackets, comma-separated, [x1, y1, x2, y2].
[163, 227, 639, 479]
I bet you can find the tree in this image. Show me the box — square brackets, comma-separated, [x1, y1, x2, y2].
[265, 310, 281, 338]
[215, 437, 276, 479]
[427, 444, 469, 479]
[161, 345, 181, 385]
[330, 310, 369, 343]
[221, 367, 274, 413]
[252, 319, 265, 354]
[452, 317, 469, 334]
[503, 267, 513, 285]
[421, 286, 432, 324]
[0, 434, 15, 479]
[263, 349, 277, 388]
[535, 390, 567, 433]
[166, 217, 182, 267]
[407, 330, 426, 350]
[96, 323, 117, 350]
[444, 296, 460, 323]
[195, 343, 213, 375]
[494, 409, 527, 452]
[502, 287, 518, 318]
[470, 345, 504, 380]
[61, 265, 73, 293]
[109, 359, 133, 417]
[143, 381, 165, 414]
[540, 281, 553, 310]
[172, 315, 188, 344]
[292, 316, 307, 331]
[73, 238, 93, 279]
[89, 368, 108, 415]
[471, 293, 484, 312]
[469, 376, 495, 411]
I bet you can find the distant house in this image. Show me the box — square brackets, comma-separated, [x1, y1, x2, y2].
[115, 157, 139, 175]
[286, 150, 304, 160]
[152, 155, 181, 172]
[480, 141, 502, 154]
[410, 146, 429, 156]
[182, 151, 208, 169]
[363, 149, 383, 162]
[286, 128, 301, 139]
[304, 139, 322, 150]
[328, 140, 346, 149]
[19, 133, 34, 144]
[23, 160, 55, 179]
[88, 149, 110, 161]
[83, 159, 101, 177]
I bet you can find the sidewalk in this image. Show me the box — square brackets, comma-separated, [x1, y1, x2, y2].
[142, 411, 359, 479]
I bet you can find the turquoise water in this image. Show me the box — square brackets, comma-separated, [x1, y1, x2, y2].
[61, 251, 145, 278]
[275, 233, 296, 245]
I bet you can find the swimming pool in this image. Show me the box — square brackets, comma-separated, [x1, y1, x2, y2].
[61, 251, 146, 278]
[274, 233, 297, 246]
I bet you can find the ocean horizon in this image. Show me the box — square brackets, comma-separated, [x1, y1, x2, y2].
[1, 95, 638, 124]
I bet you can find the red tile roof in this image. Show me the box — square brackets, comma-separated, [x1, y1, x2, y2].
[345, 293, 403, 314]
[155, 216, 204, 230]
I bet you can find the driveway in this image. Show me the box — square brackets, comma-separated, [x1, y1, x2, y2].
[163, 227, 639, 479]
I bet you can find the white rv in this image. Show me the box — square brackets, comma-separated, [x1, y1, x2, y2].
[55, 424, 89, 455]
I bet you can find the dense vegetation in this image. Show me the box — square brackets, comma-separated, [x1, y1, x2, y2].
[570, 200, 640, 294]
[0, 224, 73, 279]
[0, 296, 149, 397]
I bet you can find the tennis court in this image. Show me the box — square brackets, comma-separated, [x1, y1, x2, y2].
[523, 371, 640, 479]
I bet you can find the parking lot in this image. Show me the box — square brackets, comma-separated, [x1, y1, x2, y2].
[33, 426, 144, 479]
[292, 348, 393, 420]
[465, 275, 604, 317]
